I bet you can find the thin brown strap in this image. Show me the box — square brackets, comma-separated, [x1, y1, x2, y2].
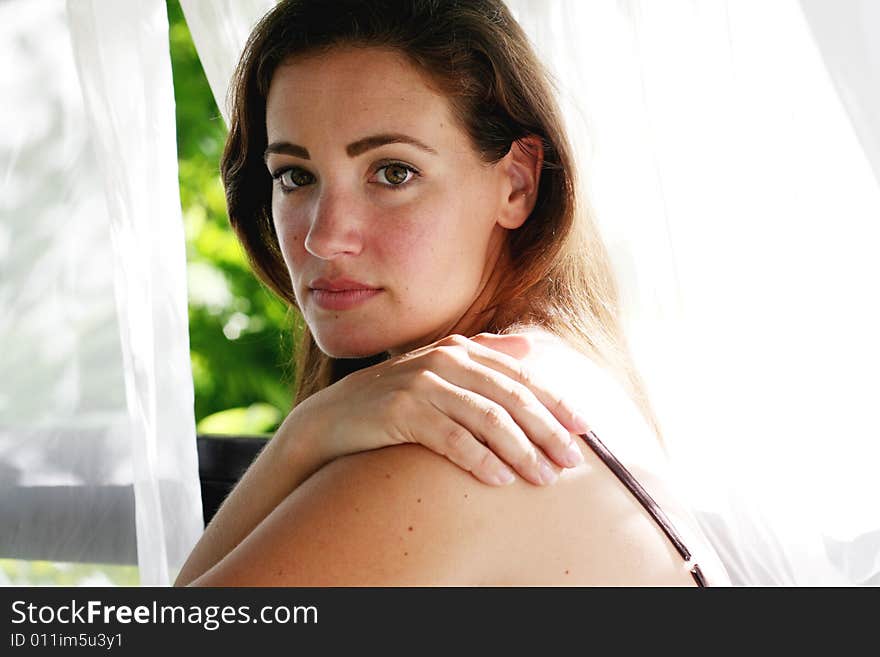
[690, 563, 707, 586]
[578, 430, 707, 587]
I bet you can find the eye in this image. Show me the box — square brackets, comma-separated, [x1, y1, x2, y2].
[373, 162, 419, 189]
[272, 167, 315, 192]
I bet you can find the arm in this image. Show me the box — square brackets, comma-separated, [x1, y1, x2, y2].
[184, 443, 493, 586]
[184, 429, 705, 587]
[176, 332, 589, 586]
[175, 408, 331, 586]
[181, 333, 706, 586]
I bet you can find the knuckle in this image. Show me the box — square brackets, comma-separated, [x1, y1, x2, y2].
[516, 332, 534, 352]
[444, 425, 472, 453]
[412, 367, 438, 389]
[475, 449, 497, 474]
[547, 428, 570, 449]
[426, 345, 460, 369]
[551, 395, 570, 419]
[481, 404, 507, 431]
[507, 383, 534, 409]
[443, 334, 469, 347]
[514, 361, 533, 387]
[454, 387, 476, 410]
[510, 449, 539, 473]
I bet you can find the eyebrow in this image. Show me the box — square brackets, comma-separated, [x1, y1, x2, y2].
[263, 133, 438, 161]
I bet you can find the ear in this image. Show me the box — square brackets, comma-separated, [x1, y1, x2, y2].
[496, 134, 544, 230]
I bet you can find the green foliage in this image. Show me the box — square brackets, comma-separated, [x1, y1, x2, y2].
[198, 403, 284, 436]
[167, 0, 294, 434]
[0, 560, 140, 586]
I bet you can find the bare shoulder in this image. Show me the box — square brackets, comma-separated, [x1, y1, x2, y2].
[189, 438, 499, 586]
[319, 434, 714, 586]
[309, 331, 731, 584]
[278, 440, 512, 585]
[211, 327, 729, 586]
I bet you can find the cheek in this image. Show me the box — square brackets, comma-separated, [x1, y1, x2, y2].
[376, 215, 433, 264]
[372, 203, 455, 281]
[373, 200, 490, 295]
[272, 205, 307, 267]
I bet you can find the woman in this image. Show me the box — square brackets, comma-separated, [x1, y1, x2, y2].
[176, 0, 730, 586]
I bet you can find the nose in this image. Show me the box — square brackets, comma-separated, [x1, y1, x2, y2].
[303, 189, 364, 259]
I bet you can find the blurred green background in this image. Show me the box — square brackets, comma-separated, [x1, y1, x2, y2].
[168, 0, 295, 436]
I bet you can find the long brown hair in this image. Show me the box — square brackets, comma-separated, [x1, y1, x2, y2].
[221, 0, 665, 447]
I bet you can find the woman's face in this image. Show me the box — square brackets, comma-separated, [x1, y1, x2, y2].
[265, 47, 516, 358]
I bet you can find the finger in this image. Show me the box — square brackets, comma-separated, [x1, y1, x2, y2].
[415, 410, 519, 487]
[399, 333, 476, 361]
[466, 335, 592, 436]
[425, 349, 583, 473]
[404, 369, 519, 486]
[423, 370, 562, 486]
[409, 333, 591, 466]
[468, 332, 532, 359]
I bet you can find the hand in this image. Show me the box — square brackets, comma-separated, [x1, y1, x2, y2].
[285, 332, 591, 487]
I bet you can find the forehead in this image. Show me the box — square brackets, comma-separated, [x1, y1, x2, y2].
[265, 47, 460, 146]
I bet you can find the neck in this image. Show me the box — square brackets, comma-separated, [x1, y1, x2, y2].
[386, 239, 511, 357]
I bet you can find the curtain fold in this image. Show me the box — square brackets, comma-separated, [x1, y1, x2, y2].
[0, 0, 202, 585]
[65, 0, 204, 586]
[179, 0, 277, 125]
[800, 0, 880, 187]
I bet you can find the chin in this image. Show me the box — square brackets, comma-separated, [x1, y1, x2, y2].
[310, 328, 395, 359]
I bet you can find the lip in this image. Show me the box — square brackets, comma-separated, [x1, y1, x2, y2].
[308, 277, 379, 291]
[308, 277, 383, 311]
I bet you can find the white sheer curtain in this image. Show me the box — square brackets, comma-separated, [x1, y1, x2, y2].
[800, 0, 880, 186]
[0, 0, 202, 585]
[179, 0, 277, 125]
[506, 0, 880, 585]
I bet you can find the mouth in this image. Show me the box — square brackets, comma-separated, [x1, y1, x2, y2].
[308, 283, 383, 311]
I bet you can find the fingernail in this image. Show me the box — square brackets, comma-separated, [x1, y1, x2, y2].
[564, 442, 584, 466]
[538, 460, 558, 485]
